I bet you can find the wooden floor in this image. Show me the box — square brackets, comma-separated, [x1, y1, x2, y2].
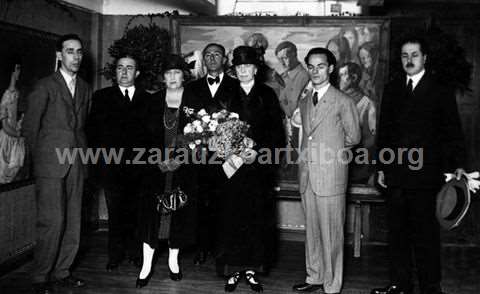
[1, 232, 479, 294]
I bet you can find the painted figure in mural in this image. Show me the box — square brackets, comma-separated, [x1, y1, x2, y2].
[326, 35, 352, 68]
[274, 40, 309, 179]
[184, 49, 206, 80]
[358, 41, 379, 102]
[359, 25, 379, 44]
[372, 36, 466, 294]
[0, 57, 26, 184]
[293, 47, 360, 294]
[245, 32, 284, 97]
[23, 34, 91, 294]
[338, 62, 377, 184]
[339, 26, 360, 63]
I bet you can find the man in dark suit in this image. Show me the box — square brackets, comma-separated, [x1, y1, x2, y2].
[23, 34, 91, 294]
[182, 43, 238, 266]
[86, 54, 150, 271]
[372, 37, 466, 294]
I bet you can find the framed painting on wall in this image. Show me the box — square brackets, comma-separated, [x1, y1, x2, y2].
[0, 21, 59, 183]
[171, 16, 390, 192]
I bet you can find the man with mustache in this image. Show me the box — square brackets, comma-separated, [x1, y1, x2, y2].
[23, 34, 91, 294]
[372, 37, 466, 294]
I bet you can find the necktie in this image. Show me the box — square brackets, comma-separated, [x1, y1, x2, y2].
[208, 76, 220, 85]
[406, 78, 413, 96]
[68, 78, 76, 97]
[124, 89, 130, 102]
[312, 91, 318, 106]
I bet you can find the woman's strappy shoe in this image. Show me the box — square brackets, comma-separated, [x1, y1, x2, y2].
[224, 271, 242, 292]
[245, 270, 263, 292]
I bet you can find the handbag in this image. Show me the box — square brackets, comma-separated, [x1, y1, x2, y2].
[156, 186, 188, 213]
[155, 165, 188, 213]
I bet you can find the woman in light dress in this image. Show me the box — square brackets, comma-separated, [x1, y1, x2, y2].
[0, 60, 25, 183]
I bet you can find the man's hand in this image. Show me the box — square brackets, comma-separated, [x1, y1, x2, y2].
[377, 170, 387, 188]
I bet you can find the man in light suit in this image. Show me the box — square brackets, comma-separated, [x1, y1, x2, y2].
[293, 47, 360, 294]
[23, 34, 91, 294]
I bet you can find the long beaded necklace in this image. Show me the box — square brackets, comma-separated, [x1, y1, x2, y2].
[163, 89, 182, 130]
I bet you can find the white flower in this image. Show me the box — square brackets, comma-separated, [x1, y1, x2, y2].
[229, 112, 239, 119]
[208, 120, 218, 131]
[192, 120, 201, 127]
[196, 125, 204, 133]
[183, 123, 193, 134]
[188, 109, 194, 115]
[212, 112, 220, 119]
[195, 139, 202, 145]
[198, 109, 207, 116]
[201, 115, 211, 123]
[188, 143, 196, 149]
[243, 137, 254, 148]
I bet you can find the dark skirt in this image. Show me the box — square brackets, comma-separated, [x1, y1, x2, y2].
[137, 167, 197, 249]
[215, 164, 277, 275]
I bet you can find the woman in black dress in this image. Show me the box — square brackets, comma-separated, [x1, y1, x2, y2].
[136, 55, 197, 288]
[217, 46, 286, 292]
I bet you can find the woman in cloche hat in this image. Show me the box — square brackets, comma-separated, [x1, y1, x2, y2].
[136, 54, 197, 288]
[215, 46, 286, 292]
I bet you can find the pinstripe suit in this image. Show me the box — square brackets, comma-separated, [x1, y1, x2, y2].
[298, 83, 360, 293]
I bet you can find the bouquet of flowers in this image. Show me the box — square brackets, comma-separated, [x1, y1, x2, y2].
[183, 108, 255, 160]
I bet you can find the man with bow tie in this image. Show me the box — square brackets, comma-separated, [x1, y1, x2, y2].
[182, 43, 238, 267]
[372, 37, 466, 294]
[86, 54, 151, 272]
[292, 47, 360, 294]
[23, 34, 91, 294]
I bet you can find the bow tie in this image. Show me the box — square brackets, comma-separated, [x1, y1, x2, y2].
[208, 76, 220, 85]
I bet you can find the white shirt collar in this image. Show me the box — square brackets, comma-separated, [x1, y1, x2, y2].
[240, 80, 255, 95]
[207, 72, 224, 83]
[406, 69, 425, 90]
[206, 72, 224, 97]
[59, 68, 76, 85]
[118, 85, 136, 100]
[313, 83, 330, 100]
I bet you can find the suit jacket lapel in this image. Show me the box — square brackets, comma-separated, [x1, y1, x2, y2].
[308, 86, 335, 137]
[74, 78, 88, 114]
[200, 77, 213, 99]
[53, 71, 75, 109]
[299, 88, 312, 135]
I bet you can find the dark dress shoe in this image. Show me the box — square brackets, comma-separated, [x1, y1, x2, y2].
[54, 275, 85, 288]
[136, 271, 154, 288]
[169, 269, 183, 281]
[194, 251, 207, 265]
[245, 271, 263, 292]
[292, 282, 323, 292]
[33, 282, 53, 294]
[106, 261, 120, 271]
[371, 285, 412, 294]
[225, 271, 242, 292]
